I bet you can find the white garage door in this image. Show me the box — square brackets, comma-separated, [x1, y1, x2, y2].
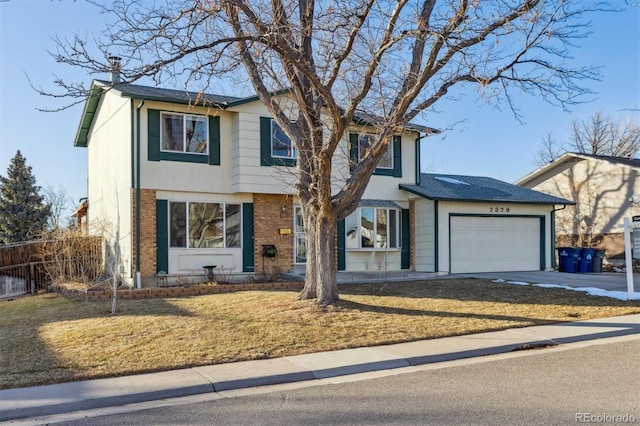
[450, 216, 541, 273]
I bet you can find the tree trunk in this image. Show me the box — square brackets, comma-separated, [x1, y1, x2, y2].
[298, 209, 339, 306]
[298, 214, 317, 300]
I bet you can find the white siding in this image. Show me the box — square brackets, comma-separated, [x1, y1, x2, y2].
[228, 101, 298, 194]
[86, 91, 133, 278]
[345, 250, 402, 271]
[414, 198, 436, 272]
[138, 101, 235, 194]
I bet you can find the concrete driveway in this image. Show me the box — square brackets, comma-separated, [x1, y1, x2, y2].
[456, 271, 638, 293]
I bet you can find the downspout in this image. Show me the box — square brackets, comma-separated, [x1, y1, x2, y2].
[414, 133, 424, 185]
[550, 204, 567, 270]
[135, 99, 145, 288]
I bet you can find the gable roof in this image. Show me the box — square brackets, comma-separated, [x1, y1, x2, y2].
[94, 80, 243, 106]
[515, 152, 640, 186]
[400, 173, 574, 205]
[74, 80, 438, 147]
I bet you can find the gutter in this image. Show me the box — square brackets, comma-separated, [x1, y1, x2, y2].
[414, 133, 425, 186]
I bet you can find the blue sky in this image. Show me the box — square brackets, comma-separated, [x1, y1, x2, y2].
[1, 1, 639, 211]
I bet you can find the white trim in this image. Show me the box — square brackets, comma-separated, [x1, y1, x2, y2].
[622, 217, 639, 300]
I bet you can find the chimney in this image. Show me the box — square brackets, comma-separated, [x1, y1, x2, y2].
[108, 56, 122, 83]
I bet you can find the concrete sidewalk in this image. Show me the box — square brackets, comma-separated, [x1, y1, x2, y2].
[1, 314, 638, 422]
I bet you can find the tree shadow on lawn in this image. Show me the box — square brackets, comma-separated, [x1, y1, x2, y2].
[338, 278, 640, 308]
[0, 293, 195, 390]
[335, 298, 558, 326]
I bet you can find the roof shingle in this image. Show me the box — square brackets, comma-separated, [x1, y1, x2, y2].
[400, 173, 574, 205]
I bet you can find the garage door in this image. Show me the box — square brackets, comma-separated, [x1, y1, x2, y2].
[450, 216, 541, 273]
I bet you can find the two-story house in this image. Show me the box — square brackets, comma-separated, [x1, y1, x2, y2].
[74, 80, 571, 287]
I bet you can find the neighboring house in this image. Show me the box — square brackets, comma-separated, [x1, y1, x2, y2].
[515, 153, 640, 259]
[74, 79, 572, 286]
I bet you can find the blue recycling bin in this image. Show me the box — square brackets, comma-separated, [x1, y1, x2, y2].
[578, 248, 596, 273]
[557, 247, 580, 273]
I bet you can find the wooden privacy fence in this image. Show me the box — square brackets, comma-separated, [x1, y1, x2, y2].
[0, 236, 103, 298]
[0, 261, 50, 298]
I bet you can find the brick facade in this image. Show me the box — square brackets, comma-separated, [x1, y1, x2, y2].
[131, 189, 157, 279]
[253, 194, 294, 274]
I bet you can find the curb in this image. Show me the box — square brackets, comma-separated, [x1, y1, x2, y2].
[1, 314, 638, 422]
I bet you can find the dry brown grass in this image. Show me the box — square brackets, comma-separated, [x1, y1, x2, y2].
[1, 278, 638, 390]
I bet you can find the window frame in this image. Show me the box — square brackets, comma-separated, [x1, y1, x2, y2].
[148, 109, 220, 165]
[260, 117, 297, 167]
[357, 134, 393, 170]
[169, 201, 242, 249]
[160, 111, 209, 156]
[271, 120, 297, 160]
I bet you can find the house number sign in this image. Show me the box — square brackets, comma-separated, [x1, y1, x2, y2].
[489, 207, 510, 213]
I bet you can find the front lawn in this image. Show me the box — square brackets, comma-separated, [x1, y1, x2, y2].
[1, 278, 638, 390]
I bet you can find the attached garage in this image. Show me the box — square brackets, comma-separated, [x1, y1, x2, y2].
[449, 215, 542, 273]
[401, 173, 574, 274]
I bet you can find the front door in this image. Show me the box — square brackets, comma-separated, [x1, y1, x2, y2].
[294, 206, 306, 264]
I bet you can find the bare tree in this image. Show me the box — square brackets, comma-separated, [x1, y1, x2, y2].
[536, 111, 640, 164]
[43, 184, 74, 232]
[43, 0, 607, 305]
[535, 133, 563, 166]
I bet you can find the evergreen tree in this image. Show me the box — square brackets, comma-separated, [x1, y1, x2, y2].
[0, 151, 51, 244]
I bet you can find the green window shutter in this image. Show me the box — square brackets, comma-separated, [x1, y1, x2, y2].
[337, 218, 346, 271]
[349, 133, 359, 173]
[156, 199, 169, 273]
[208, 115, 221, 165]
[393, 135, 402, 178]
[242, 203, 255, 272]
[401, 208, 410, 269]
[260, 117, 273, 166]
[148, 109, 161, 162]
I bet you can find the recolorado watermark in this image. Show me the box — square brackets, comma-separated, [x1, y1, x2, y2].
[576, 413, 637, 423]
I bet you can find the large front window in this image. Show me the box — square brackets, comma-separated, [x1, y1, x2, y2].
[169, 202, 241, 248]
[161, 112, 208, 154]
[358, 134, 392, 169]
[346, 207, 400, 249]
[272, 121, 296, 159]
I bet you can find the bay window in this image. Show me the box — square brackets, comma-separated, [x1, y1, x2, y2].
[345, 207, 401, 249]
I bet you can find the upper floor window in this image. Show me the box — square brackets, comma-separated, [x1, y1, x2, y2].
[349, 133, 402, 177]
[345, 207, 400, 249]
[357, 134, 392, 169]
[272, 121, 296, 160]
[148, 109, 220, 165]
[260, 117, 296, 167]
[161, 112, 208, 155]
[169, 201, 241, 249]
